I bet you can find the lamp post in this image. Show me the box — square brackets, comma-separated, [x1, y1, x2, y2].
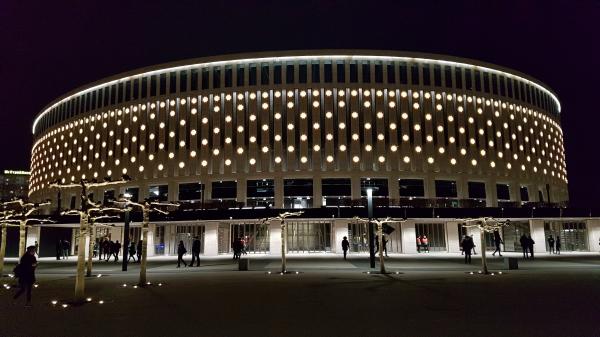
[367, 188, 375, 268]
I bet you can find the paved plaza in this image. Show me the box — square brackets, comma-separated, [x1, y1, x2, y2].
[1, 253, 599, 337]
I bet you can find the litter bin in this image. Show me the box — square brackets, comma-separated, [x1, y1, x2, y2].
[239, 258, 250, 271]
[504, 257, 518, 270]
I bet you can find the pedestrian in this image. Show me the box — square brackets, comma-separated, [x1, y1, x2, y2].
[492, 230, 503, 257]
[106, 240, 114, 261]
[62, 240, 70, 259]
[232, 238, 242, 260]
[102, 238, 110, 260]
[240, 236, 247, 255]
[527, 234, 535, 260]
[416, 235, 422, 253]
[191, 236, 201, 267]
[55, 240, 62, 260]
[136, 240, 143, 262]
[556, 236, 561, 255]
[422, 235, 429, 252]
[12, 246, 38, 307]
[460, 235, 466, 255]
[113, 240, 121, 262]
[34, 241, 39, 257]
[382, 235, 389, 257]
[547, 235, 555, 254]
[374, 236, 380, 254]
[177, 240, 187, 267]
[462, 236, 474, 264]
[341, 236, 349, 260]
[128, 241, 137, 262]
[93, 239, 99, 258]
[520, 234, 529, 259]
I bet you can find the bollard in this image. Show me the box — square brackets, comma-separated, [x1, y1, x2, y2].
[239, 258, 249, 271]
[504, 257, 518, 270]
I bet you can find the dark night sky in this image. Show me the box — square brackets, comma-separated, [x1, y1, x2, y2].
[0, 0, 598, 206]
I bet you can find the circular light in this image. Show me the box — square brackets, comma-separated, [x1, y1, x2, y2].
[378, 156, 385, 163]
[352, 156, 360, 163]
[326, 155, 334, 163]
[274, 156, 282, 163]
[300, 156, 308, 163]
[403, 156, 410, 163]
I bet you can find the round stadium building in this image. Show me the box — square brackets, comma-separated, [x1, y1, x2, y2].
[24, 50, 586, 258]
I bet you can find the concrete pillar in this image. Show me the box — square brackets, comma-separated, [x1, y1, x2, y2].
[446, 221, 461, 253]
[147, 224, 156, 257]
[529, 219, 546, 254]
[269, 219, 282, 256]
[424, 175, 435, 199]
[26, 227, 41, 249]
[586, 219, 600, 253]
[351, 176, 361, 201]
[485, 178, 497, 207]
[204, 222, 219, 256]
[388, 177, 399, 202]
[313, 178, 322, 208]
[274, 177, 284, 208]
[333, 219, 348, 254]
[163, 224, 174, 255]
[509, 182, 520, 202]
[168, 181, 178, 202]
[467, 226, 481, 253]
[236, 178, 246, 205]
[401, 220, 417, 253]
[456, 177, 468, 200]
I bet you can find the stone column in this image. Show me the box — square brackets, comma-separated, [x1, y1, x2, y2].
[274, 177, 284, 209]
[401, 220, 417, 253]
[26, 226, 41, 250]
[313, 178, 323, 208]
[586, 219, 600, 253]
[446, 221, 461, 253]
[529, 219, 546, 254]
[203, 222, 219, 256]
[146, 224, 156, 257]
[269, 219, 282, 256]
[333, 219, 348, 254]
[236, 178, 247, 206]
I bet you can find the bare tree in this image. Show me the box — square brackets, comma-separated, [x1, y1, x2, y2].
[2, 199, 52, 257]
[353, 216, 404, 274]
[458, 217, 510, 274]
[86, 213, 121, 277]
[261, 211, 303, 274]
[112, 198, 179, 286]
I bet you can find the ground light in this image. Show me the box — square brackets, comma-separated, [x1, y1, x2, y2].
[265, 270, 302, 275]
[49, 298, 107, 309]
[466, 270, 507, 276]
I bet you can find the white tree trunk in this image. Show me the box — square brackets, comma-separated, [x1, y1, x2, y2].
[86, 223, 95, 277]
[281, 221, 286, 273]
[74, 213, 88, 302]
[0, 224, 7, 276]
[18, 221, 26, 258]
[139, 209, 149, 286]
[378, 223, 386, 274]
[480, 229, 489, 274]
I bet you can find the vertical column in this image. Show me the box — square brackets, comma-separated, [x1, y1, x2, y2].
[313, 178, 322, 208]
[456, 176, 468, 200]
[168, 181, 178, 202]
[163, 224, 173, 256]
[424, 174, 436, 199]
[269, 219, 282, 256]
[467, 226, 481, 253]
[586, 219, 600, 253]
[510, 182, 520, 202]
[401, 220, 417, 253]
[138, 182, 149, 202]
[236, 178, 247, 205]
[388, 177, 400, 202]
[26, 227, 41, 250]
[446, 221, 461, 253]
[204, 222, 219, 256]
[351, 176, 361, 201]
[529, 219, 546, 254]
[274, 177, 284, 209]
[147, 224, 156, 257]
[333, 219, 348, 254]
[486, 178, 497, 207]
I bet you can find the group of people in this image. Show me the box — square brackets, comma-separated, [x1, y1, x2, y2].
[519, 234, 536, 259]
[176, 237, 202, 267]
[416, 235, 429, 253]
[231, 236, 249, 260]
[460, 235, 477, 264]
[94, 238, 123, 262]
[54, 240, 70, 260]
[547, 235, 562, 254]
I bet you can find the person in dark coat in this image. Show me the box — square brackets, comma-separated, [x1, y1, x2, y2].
[128, 241, 137, 262]
[520, 234, 529, 259]
[13, 246, 37, 307]
[547, 235, 555, 254]
[527, 234, 535, 260]
[177, 240, 187, 267]
[62, 240, 70, 259]
[462, 236, 474, 264]
[55, 240, 62, 260]
[136, 240, 143, 262]
[382, 235, 389, 257]
[113, 240, 121, 262]
[102, 238, 110, 260]
[341, 236, 350, 260]
[191, 237, 201, 267]
[492, 230, 503, 257]
[232, 238, 243, 260]
[555, 236, 561, 255]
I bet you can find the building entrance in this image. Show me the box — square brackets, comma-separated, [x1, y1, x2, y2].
[415, 223, 446, 252]
[172, 225, 205, 255]
[286, 220, 332, 253]
[544, 222, 588, 251]
[230, 222, 270, 254]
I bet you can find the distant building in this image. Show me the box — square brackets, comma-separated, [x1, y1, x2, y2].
[1, 170, 30, 201]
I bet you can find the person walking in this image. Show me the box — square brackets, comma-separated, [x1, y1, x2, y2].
[62, 240, 70, 259]
[341, 236, 350, 260]
[113, 240, 122, 262]
[177, 240, 187, 268]
[520, 234, 529, 259]
[382, 235, 389, 257]
[128, 241, 137, 262]
[556, 236, 561, 255]
[492, 230, 503, 257]
[232, 238, 242, 260]
[462, 236, 474, 264]
[191, 237, 201, 267]
[55, 240, 62, 260]
[93, 239, 99, 258]
[527, 234, 535, 260]
[547, 235, 555, 254]
[34, 241, 39, 257]
[460, 235, 466, 255]
[422, 235, 429, 252]
[12, 246, 38, 307]
[416, 235, 422, 253]
[136, 240, 143, 262]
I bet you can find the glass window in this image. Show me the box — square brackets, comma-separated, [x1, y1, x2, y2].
[361, 61, 370, 83]
[212, 181, 237, 199]
[474, 70, 481, 91]
[435, 180, 457, 198]
[374, 62, 383, 83]
[311, 61, 320, 83]
[483, 72, 490, 93]
[237, 65, 245, 86]
[201, 68, 209, 89]
[422, 64, 431, 86]
[468, 182, 486, 199]
[273, 64, 282, 84]
[110, 85, 116, 105]
[224, 66, 233, 87]
[169, 72, 177, 94]
[299, 62, 307, 83]
[149, 185, 168, 202]
[324, 61, 333, 83]
[159, 73, 167, 95]
[399, 62, 408, 85]
[322, 178, 351, 196]
[286, 63, 294, 84]
[455, 68, 463, 89]
[141, 78, 147, 99]
[247, 179, 274, 208]
[179, 182, 205, 201]
[124, 187, 139, 203]
[520, 186, 529, 201]
[213, 67, 221, 88]
[117, 82, 124, 103]
[507, 78, 513, 98]
[284, 179, 313, 197]
[360, 178, 388, 197]
[191, 69, 199, 91]
[499, 76, 506, 96]
[399, 179, 425, 197]
[411, 63, 420, 85]
[179, 70, 188, 92]
[496, 184, 510, 201]
[444, 66, 453, 88]
[132, 79, 139, 100]
[387, 63, 395, 83]
[337, 61, 345, 82]
[465, 69, 472, 90]
[492, 74, 498, 95]
[249, 64, 257, 86]
[103, 190, 115, 205]
[150, 75, 157, 97]
[261, 63, 269, 85]
[349, 62, 358, 83]
[433, 64, 442, 87]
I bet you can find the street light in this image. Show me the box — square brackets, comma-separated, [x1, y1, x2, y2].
[366, 187, 376, 268]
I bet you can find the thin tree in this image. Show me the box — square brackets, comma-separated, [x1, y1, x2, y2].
[50, 177, 129, 303]
[353, 216, 404, 274]
[0, 202, 16, 276]
[458, 217, 510, 274]
[86, 213, 121, 277]
[261, 211, 304, 274]
[2, 199, 51, 257]
[113, 198, 179, 286]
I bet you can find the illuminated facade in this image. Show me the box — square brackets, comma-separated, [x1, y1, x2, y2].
[25, 51, 583, 257]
